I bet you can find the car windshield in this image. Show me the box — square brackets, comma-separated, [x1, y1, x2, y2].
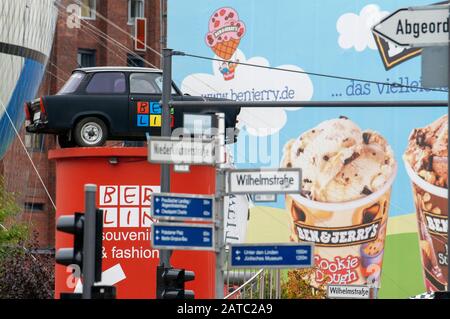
[57, 72, 85, 95]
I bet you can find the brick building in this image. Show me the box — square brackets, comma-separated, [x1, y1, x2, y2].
[1, 0, 166, 248]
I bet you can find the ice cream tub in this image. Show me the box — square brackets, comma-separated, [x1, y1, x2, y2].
[404, 159, 448, 291]
[403, 115, 448, 292]
[281, 117, 397, 288]
[286, 164, 396, 288]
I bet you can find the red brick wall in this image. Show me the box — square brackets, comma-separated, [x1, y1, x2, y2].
[1, 0, 164, 248]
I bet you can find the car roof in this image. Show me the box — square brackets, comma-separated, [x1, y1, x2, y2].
[74, 66, 162, 73]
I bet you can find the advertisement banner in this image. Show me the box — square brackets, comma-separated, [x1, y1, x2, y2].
[168, 0, 448, 298]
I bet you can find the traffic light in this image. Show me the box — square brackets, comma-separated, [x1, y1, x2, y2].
[55, 209, 104, 297]
[55, 212, 84, 268]
[156, 266, 195, 299]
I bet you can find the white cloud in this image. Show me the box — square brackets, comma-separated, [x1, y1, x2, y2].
[181, 49, 313, 136]
[337, 4, 389, 51]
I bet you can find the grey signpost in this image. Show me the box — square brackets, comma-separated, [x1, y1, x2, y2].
[159, 48, 173, 268]
[214, 113, 226, 299]
[82, 184, 97, 299]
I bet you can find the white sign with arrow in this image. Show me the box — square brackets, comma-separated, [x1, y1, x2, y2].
[372, 5, 450, 47]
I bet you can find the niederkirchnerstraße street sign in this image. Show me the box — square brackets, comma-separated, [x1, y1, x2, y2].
[147, 136, 217, 165]
[372, 5, 450, 47]
[227, 168, 301, 194]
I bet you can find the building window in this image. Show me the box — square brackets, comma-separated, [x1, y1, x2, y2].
[77, 49, 96, 68]
[78, 0, 96, 20]
[25, 133, 45, 152]
[24, 202, 45, 212]
[127, 54, 145, 67]
[86, 72, 127, 94]
[128, 0, 145, 24]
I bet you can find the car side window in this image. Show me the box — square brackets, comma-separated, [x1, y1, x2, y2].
[130, 73, 163, 94]
[86, 72, 126, 94]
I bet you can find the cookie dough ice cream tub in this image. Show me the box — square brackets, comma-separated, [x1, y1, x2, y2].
[404, 115, 448, 292]
[281, 117, 397, 288]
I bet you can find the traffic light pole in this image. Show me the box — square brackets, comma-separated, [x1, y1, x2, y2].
[82, 184, 97, 299]
[160, 48, 173, 268]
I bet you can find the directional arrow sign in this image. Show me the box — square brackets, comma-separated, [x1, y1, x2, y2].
[372, 6, 450, 47]
[227, 168, 301, 194]
[151, 223, 214, 251]
[229, 243, 314, 269]
[151, 193, 214, 221]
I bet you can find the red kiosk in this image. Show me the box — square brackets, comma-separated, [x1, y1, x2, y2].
[50, 147, 216, 299]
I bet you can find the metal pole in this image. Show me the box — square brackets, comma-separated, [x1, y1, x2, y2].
[82, 184, 97, 299]
[215, 169, 225, 298]
[159, 48, 173, 267]
[170, 100, 448, 108]
[215, 113, 226, 299]
[276, 269, 280, 299]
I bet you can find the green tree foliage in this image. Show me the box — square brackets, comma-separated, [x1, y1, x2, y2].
[0, 177, 54, 298]
[281, 267, 327, 299]
[0, 232, 54, 299]
[0, 177, 27, 251]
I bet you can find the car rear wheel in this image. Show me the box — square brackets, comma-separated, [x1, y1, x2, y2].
[74, 117, 108, 147]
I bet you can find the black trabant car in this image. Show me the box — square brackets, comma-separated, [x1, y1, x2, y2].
[25, 67, 240, 147]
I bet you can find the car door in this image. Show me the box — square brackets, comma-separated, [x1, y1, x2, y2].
[128, 72, 173, 137]
[78, 71, 130, 137]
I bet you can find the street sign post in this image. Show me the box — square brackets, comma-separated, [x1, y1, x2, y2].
[327, 284, 371, 299]
[372, 5, 450, 47]
[229, 243, 314, 269]
[422, 46, 448, 88]
[148, 136, 217, 165]
[151, 223, 215, 251]
[151, 193, 214, 222]
[227, 168, 301, 194]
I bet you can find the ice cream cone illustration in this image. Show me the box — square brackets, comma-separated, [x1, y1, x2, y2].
[205, 7, 245, 61]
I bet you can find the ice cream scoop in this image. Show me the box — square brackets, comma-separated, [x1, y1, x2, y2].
[403, 114, 448, 188]
[281, 117, 395, 202]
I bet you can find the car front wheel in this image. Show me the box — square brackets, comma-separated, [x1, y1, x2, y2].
[74, 117, 108, 147]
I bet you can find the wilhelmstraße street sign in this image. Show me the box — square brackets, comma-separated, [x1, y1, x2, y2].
[151, 193, 214, 221]
[148, 136, 217, 165]
[229, 243, 314, 268]
[327, 285, 371, 299]
[151, 223, 214, 251]
[372, 6, 450, 47]
[227, 168, 301, 194]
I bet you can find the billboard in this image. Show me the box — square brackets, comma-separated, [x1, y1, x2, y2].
[168, 0, 448, 298]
